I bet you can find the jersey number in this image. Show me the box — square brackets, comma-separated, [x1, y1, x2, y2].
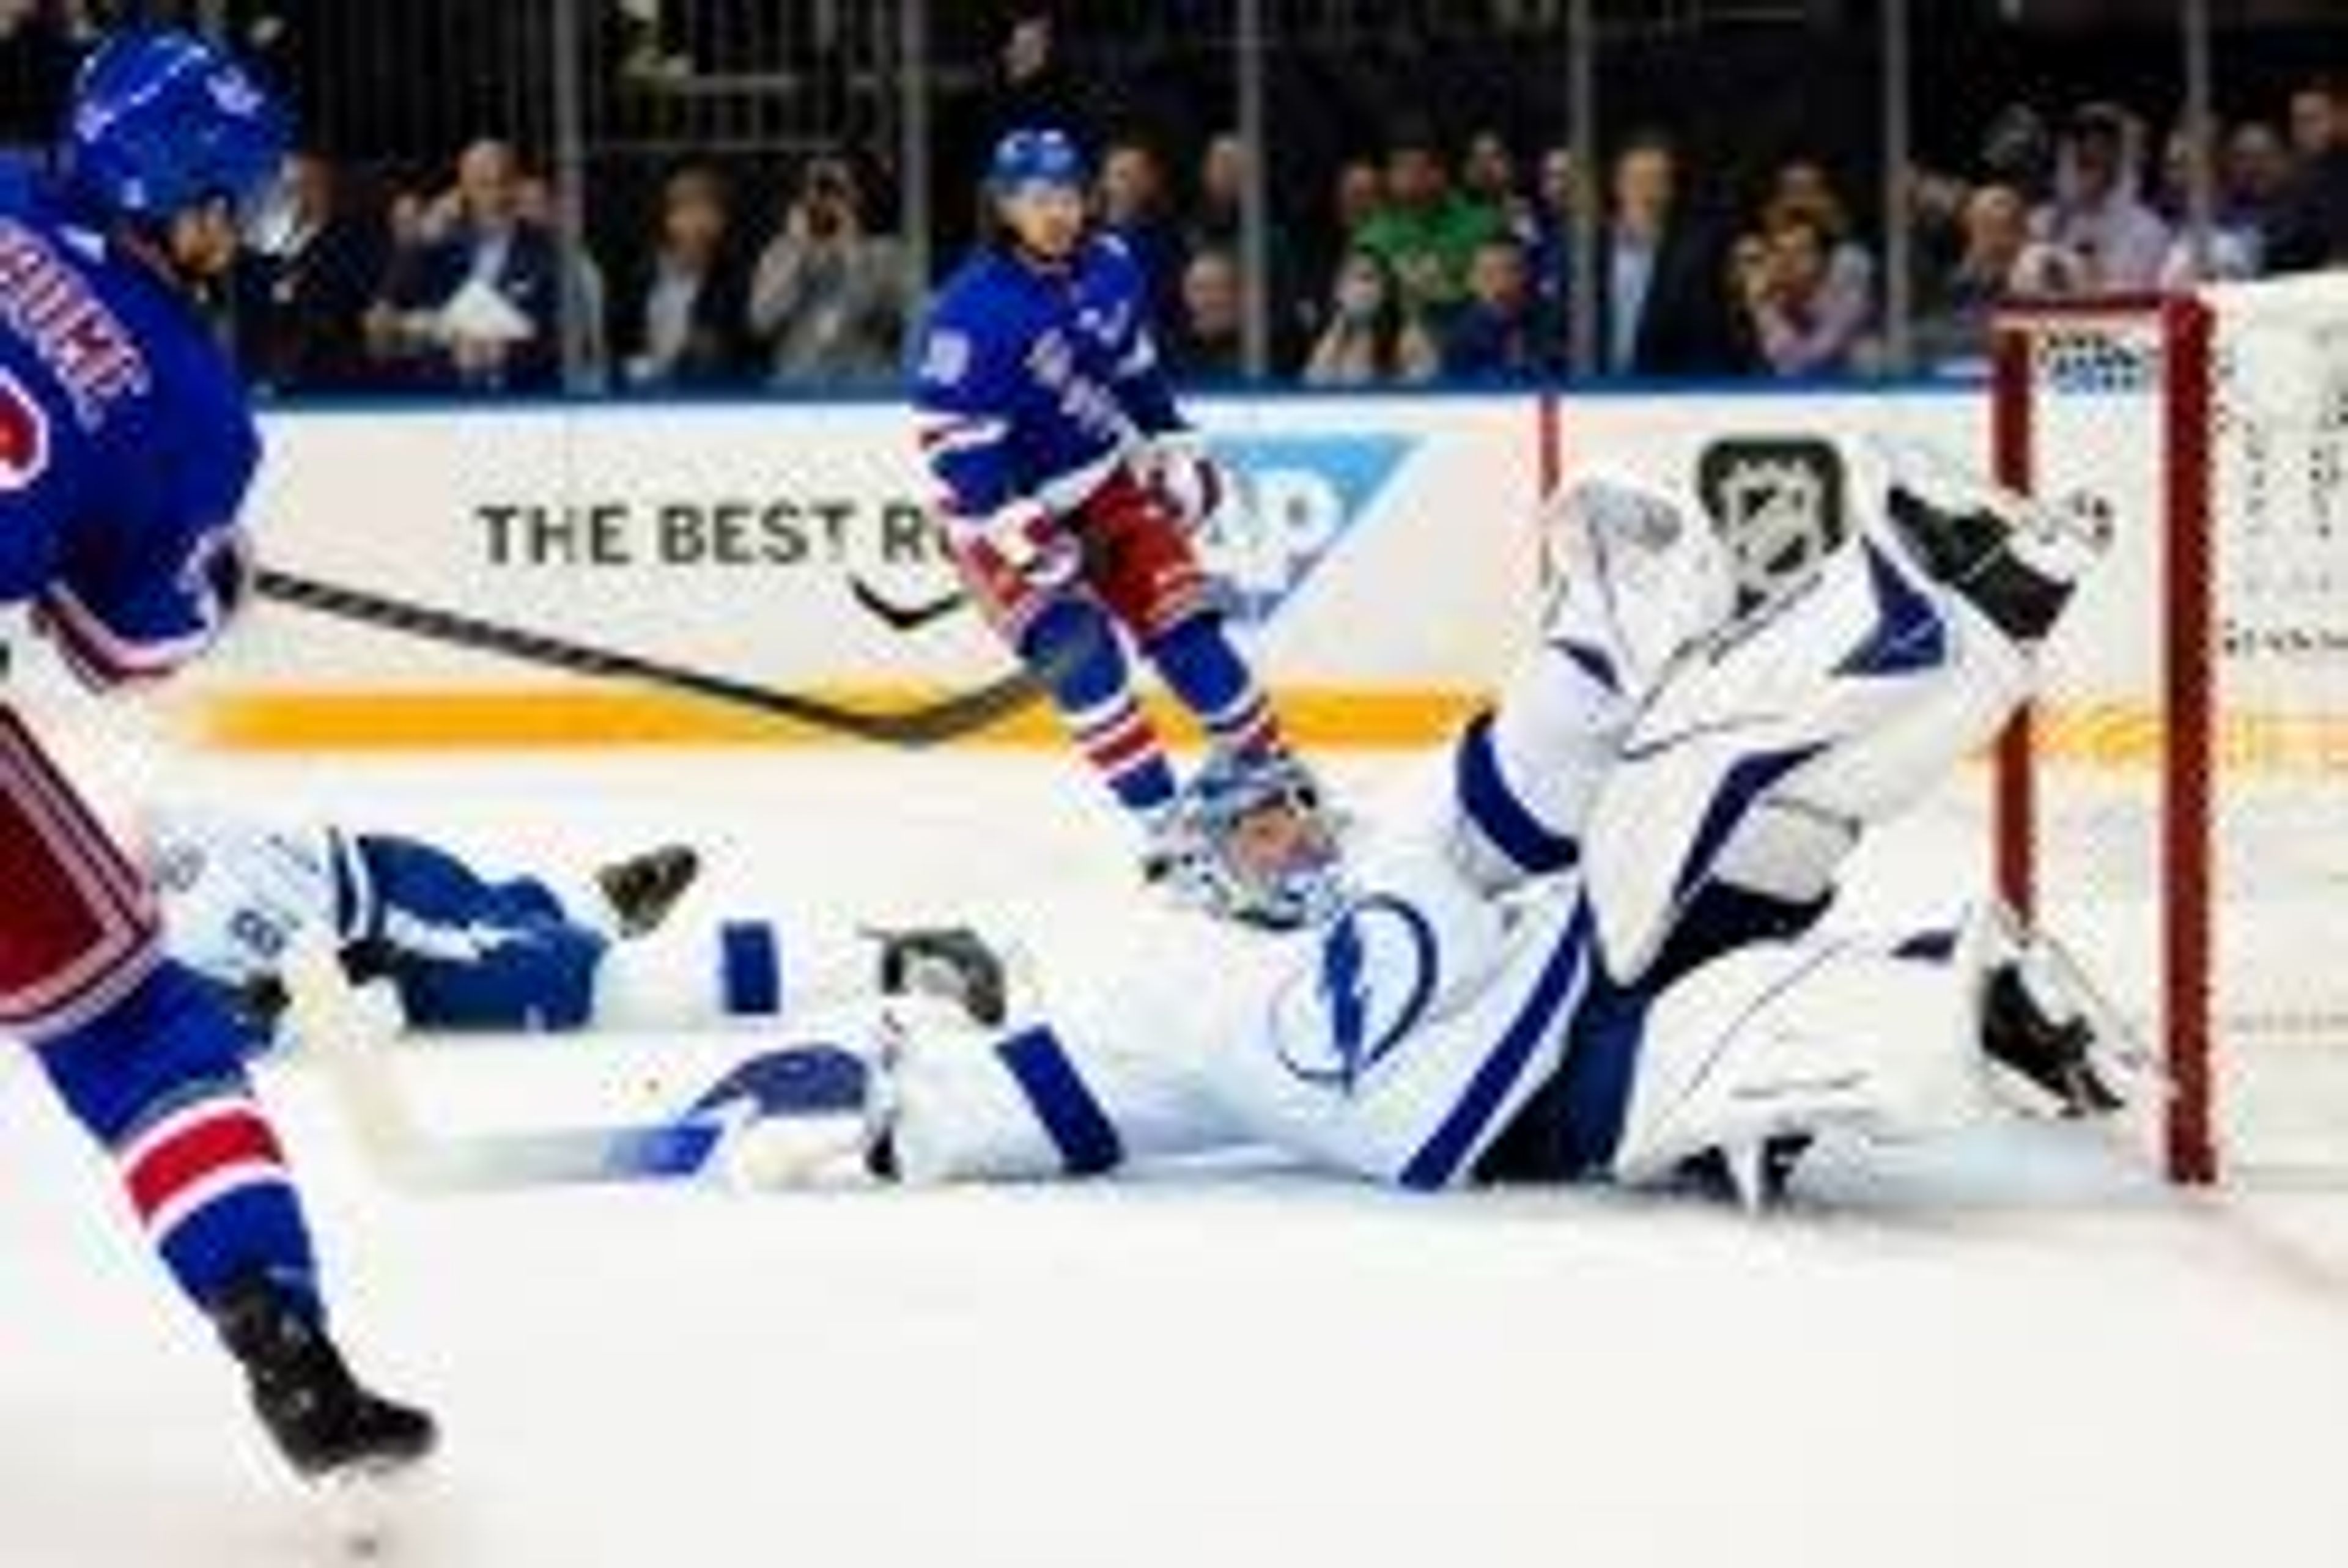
[0, 368, 52, 495]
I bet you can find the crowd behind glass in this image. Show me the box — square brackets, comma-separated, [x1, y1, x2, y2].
[5, 2, 2341, 396]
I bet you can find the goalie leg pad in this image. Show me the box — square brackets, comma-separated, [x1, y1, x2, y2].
[1398, 474, 1730, 896]
[1582, 529, 2032, 980]
[1608, 908, 1999, 1189]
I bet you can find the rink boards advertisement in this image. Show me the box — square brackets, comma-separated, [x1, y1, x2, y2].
[196, 394, 1549, 748]
[179, 383, 2342, 769]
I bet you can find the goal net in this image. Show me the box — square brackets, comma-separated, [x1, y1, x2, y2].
[1991, 275, 2348, 1184]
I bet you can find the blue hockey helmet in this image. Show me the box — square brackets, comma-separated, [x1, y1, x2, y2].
[985, 127, 1087, 197]
[61, 29, 291, 230]
[1168, 752, 1346, 931]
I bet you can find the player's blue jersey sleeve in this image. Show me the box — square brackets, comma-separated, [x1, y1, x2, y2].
[1088, 236, 1183, 437]
[910, 281, 1021, 522]
[42, 364, 259, 689]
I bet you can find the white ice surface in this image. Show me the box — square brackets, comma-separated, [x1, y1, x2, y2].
[3, 740, 2347, 1568]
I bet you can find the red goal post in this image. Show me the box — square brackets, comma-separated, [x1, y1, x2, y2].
[1989, 278, 2348, 1185]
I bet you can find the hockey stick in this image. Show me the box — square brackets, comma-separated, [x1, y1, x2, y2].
[287, 948, 728, 1190]
[254, 567, 1052, 747]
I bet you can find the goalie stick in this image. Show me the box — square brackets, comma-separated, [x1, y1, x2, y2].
[256, 567, 1056, 748]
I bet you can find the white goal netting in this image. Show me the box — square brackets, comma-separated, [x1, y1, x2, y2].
[1996, 274, 2348, 1182]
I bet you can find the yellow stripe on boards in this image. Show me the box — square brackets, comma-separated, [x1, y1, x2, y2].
[194, 686, 1489, 752]
[191, 688, 2348, 775]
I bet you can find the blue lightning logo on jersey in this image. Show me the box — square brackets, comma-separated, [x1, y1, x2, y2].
[1319, 914, 1372, 1089]
[1274, 896, 1440, 1095]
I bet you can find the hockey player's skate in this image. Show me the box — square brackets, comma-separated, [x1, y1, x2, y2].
[595, 843, 701, 938]
[212, 1276, 437, 1483]
[873, 924, 1011, 1027]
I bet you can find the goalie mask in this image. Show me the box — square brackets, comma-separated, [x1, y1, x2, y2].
[1167, 753, 1345, 931]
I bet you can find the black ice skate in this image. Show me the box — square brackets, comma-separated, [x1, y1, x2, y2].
[212, 1276, 438, 1483]
[873, 924, 1010, 1026]
[596, 843, 701, 937]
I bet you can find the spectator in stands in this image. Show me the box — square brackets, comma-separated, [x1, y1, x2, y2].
[1334, 158, 1384, 240]
[1768, 160, 1839, 223]
[1302, 249, 1439, 386]
[1528, 144, 1577, 320]
[987, 8, 1093, 151]
[232, 150, 381, 394]
[369, 138, 563, 391]
[1187, 131, 1298, 372]
[1353, 122, 1504, 322]
[616, 162, 750, 389]
[747, 153, 911, 383]
[2031, 103, 2169, 293]
[2152, 123, 2262, 285]
[1170, 248, 1246, 380]
[515, 171, 610, 389]
[1189, 132, 1246, 247]
[1595, 132, 1746, 376]
[1461, 127, 1537, 244]
[2270, 78, 2348, 274]
[1980, 103, 2058, 206]
[1913, 182, 2029, 371]
[1099, 138, 1187, 336]
[2288, 78, 2344, 163]
[1442, 234, 1547, 382]
[1739, 210, 1877, 379]
[1298, 156, 1387, 328]
[2225, 122, 2297, 240]
[1759, 159, 1878, 332]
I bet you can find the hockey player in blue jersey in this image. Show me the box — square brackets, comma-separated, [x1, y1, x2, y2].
[912, 128, 1307, 882]
[0, 31, 432, 1485]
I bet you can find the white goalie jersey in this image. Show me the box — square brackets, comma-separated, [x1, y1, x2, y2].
[813, 455, 2127, 1199]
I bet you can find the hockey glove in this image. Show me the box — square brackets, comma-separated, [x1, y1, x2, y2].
[1134, 431, 1231, 532]
[961, 497, 1082, 598]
